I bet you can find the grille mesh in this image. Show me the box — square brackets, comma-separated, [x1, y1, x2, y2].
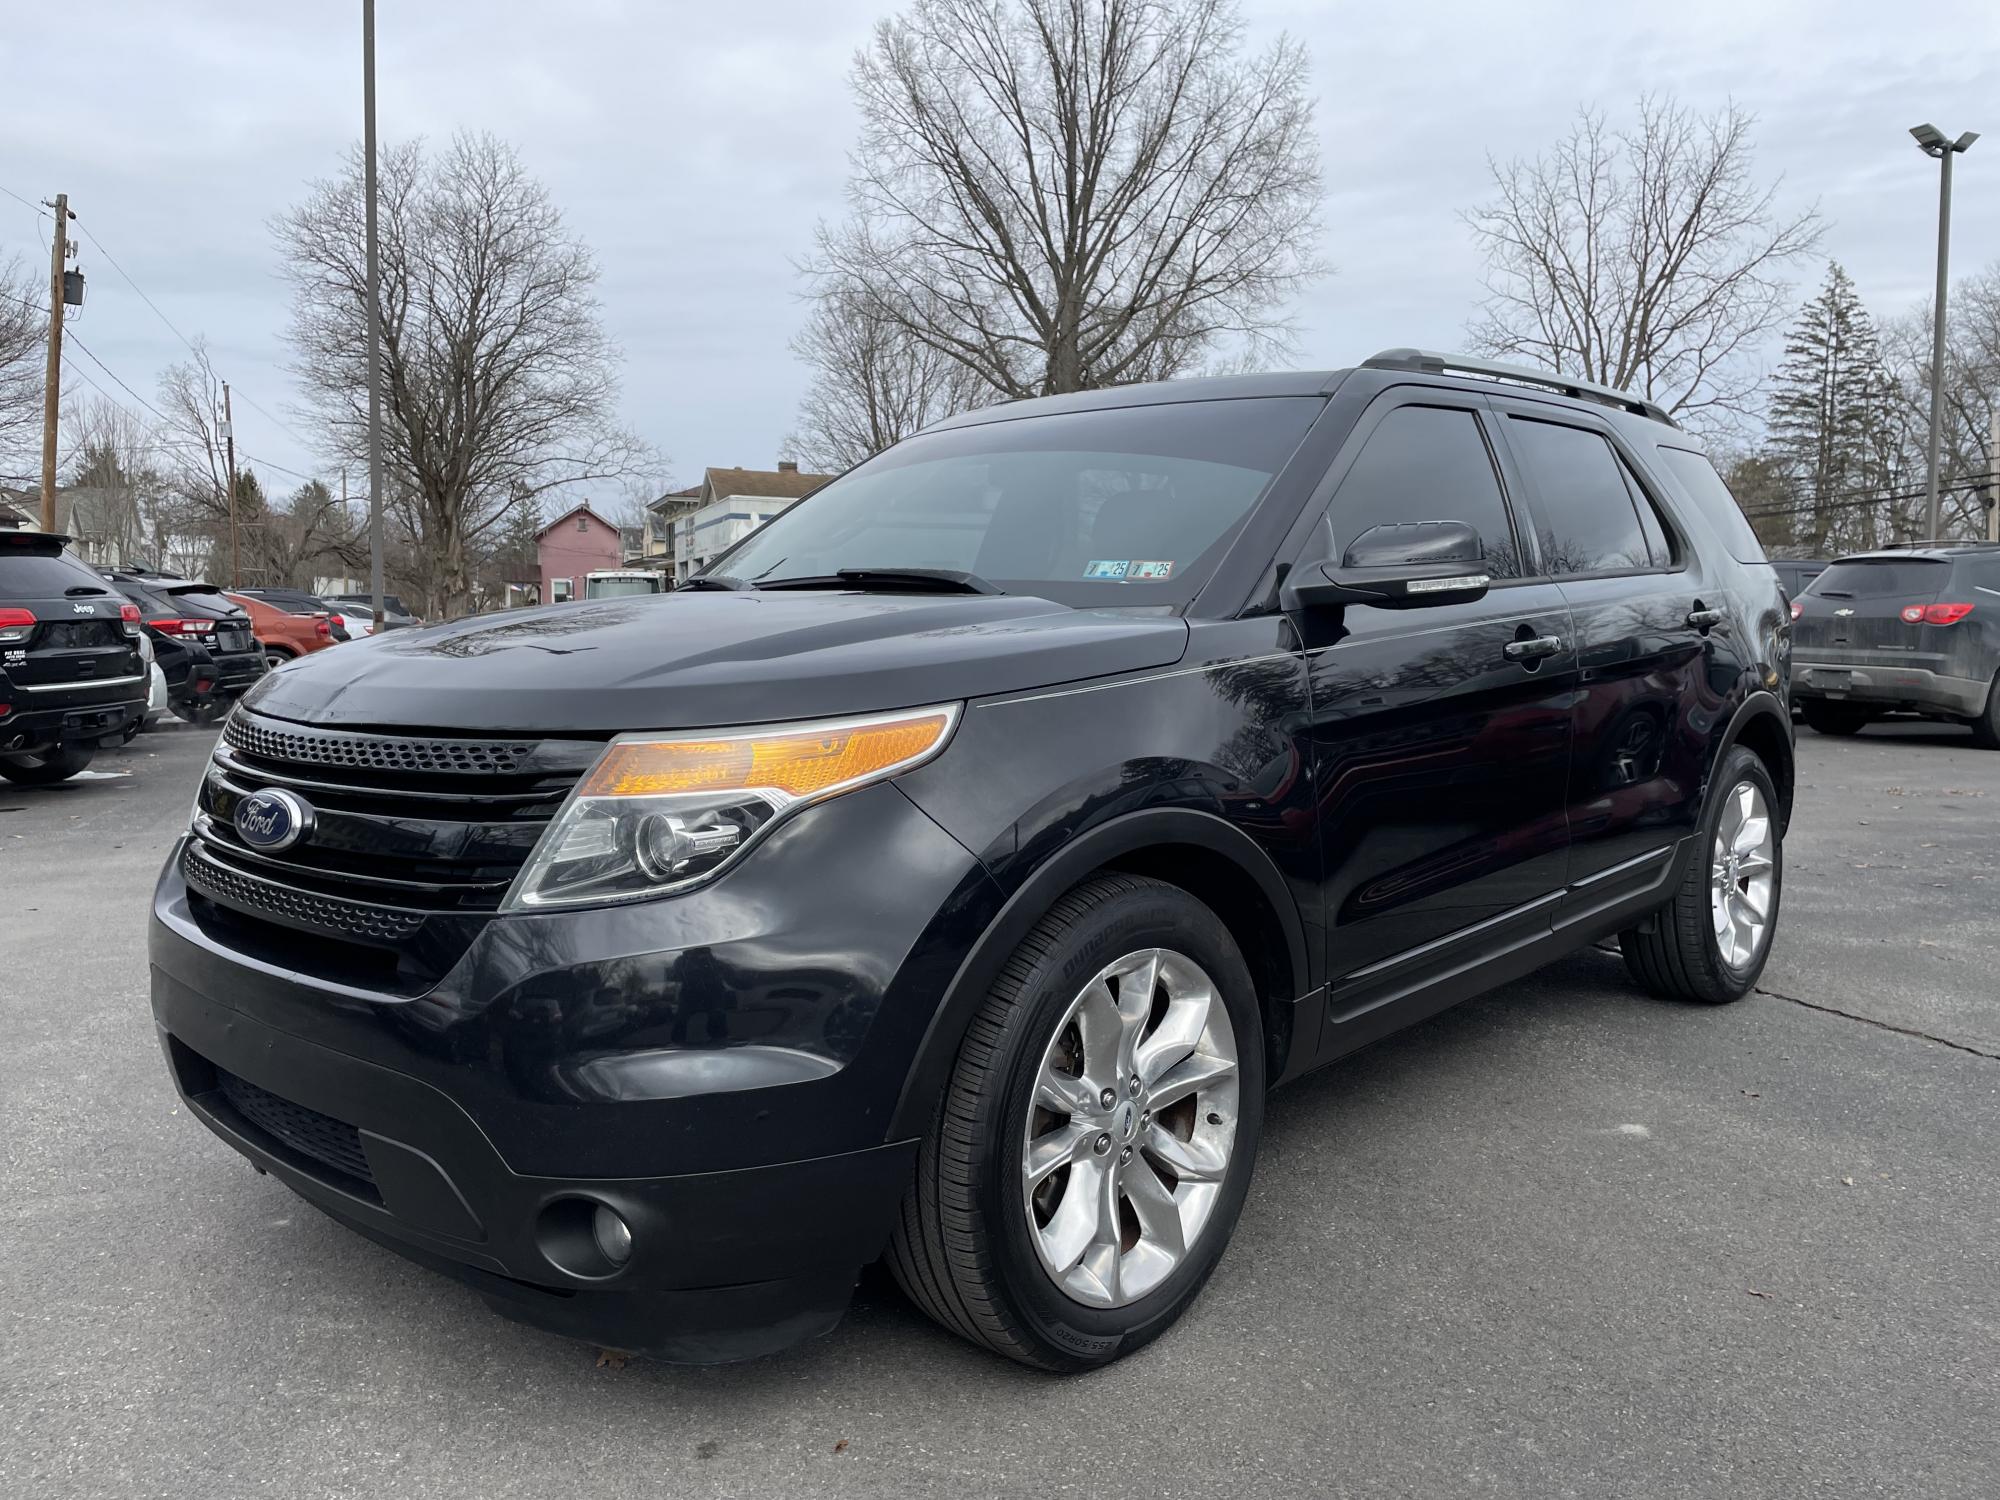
[183, 841, 427, 944]
[226, 714, 541, 776]
[218, 1069, 375, 1186]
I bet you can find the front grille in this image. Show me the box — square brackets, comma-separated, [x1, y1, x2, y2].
[217, 1068, 375, 1187]
[185, 711, 601, 982]
[225, 714, 542, 776]
[183, 841, 427, 945]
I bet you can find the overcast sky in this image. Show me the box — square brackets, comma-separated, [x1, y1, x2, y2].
[4, 0, 1997, 499]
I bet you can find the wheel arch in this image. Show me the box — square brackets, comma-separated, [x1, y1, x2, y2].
[1717, 690, 1794, 830]
[887, 808, 1312, 1140]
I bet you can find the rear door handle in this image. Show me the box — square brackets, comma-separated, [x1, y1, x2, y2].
[1686, 606, 1725, 631]
[1504, 634, 1563, 662]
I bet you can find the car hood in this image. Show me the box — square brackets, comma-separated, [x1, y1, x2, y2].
[246, 590, 1189, 733]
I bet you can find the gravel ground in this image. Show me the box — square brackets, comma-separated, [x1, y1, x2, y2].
[2, 716, 1996, 1499]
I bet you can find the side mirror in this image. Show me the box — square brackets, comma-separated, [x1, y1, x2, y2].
[1283, 520, 1491, 611]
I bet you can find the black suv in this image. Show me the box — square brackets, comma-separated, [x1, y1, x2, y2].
[106, 572, 268, 720]
[1791, 542, 2000, 745]
[150, 352, 1794, 1370]
[1, 531, 147, 783]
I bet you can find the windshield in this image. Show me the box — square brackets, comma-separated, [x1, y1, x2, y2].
[1807, 559, 1948, 600]
[0, 549, 109, 595]
[709, 397, 1323, 607]
[585, 578, 659, 598]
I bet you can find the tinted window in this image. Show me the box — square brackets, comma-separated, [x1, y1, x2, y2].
[1654, 447, 1767, 564]
[1618, 459, 1677, 566]
[1326, 405, 1521, 578]
[1507, 418, 1652, 575]
[1807, 559, 1949, 600]
[712, 398, 1324, 607]
[162, 584, 246, 619]
[0, 548, 112, 597]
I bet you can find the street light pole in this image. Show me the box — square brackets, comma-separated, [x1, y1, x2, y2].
[363, 0, 386, 632]
[1911, 123, 1978, 542]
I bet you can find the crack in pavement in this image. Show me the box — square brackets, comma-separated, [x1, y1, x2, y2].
[1757, 985, 2000, 1062]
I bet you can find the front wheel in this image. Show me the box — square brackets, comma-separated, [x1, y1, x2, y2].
[1970, 673, 2000, 750]
[0, 745, 96, 785]
[1620, 745, 1782, 1003]
[888, 874, 1265, 1370]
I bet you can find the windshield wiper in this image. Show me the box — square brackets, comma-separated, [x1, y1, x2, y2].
[678, 574, 750, 591]
[755, 568, 1002, 596]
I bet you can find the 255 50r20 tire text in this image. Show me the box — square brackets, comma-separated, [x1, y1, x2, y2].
[887, 874, 1265, 1371]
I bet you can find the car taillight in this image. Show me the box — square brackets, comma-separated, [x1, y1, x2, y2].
[1900, 605, 1924, 623]
[119, 601, 142, 637]
[1923, 602, 1974, 626]
[314, 616, 331, 637]
[1789, 600, 1803, 621]
[329, 613, 345, 629]
[0, 606, 35, 643]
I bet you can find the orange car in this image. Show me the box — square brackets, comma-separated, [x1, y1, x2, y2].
[226, 591, 339, 668]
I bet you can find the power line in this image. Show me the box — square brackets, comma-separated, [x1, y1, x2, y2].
[65, 332, 170, 423]
[73, 221, 201, 360]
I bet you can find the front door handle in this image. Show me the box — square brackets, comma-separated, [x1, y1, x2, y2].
[1686, 605, 1725, 631]
[1503, 634, 1563, 663]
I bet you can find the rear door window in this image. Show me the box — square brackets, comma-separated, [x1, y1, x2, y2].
[1325, 404, 1522, 578]
[1505, 417, 1653, 575]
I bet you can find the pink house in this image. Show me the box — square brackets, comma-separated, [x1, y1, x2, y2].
[536, 504, 622, 604]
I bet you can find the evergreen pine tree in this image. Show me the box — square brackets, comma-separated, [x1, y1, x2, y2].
[1764, 263, 1904, 553]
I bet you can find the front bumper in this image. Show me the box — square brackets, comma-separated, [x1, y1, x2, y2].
[148, 783, 998, 1361]
[1791, 660, 1990, 717]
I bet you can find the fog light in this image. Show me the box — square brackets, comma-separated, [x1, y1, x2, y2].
[591, 1204, 633, 1267]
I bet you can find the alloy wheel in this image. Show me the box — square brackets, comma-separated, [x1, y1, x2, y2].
[1710, 780, 1776, 968]
[1020, 947, 1240, 1309]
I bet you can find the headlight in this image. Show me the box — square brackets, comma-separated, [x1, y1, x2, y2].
[502, 704, 960, 910]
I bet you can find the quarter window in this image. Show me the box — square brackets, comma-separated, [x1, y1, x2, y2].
[1326, 405, 1522, 579]
[1506, 418, 1655, 576]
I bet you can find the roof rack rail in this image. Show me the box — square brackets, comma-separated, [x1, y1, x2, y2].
[1873, 537, 2000, 552]
[1361, 348, 1677, 427]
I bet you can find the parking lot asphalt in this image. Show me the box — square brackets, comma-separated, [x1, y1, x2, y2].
[2, 717, 1997, 1499]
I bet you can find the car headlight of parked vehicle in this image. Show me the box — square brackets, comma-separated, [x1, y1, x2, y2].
[501, 704, 960, 910]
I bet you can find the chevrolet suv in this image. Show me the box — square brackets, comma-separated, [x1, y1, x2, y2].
[1790, 542, 2000, 745]
[150, 352, 1795, 1370]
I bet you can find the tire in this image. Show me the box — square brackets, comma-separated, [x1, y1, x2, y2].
[1970, 673, 2000, 751]
[177, 698, 227, 726]
[1620, 745, 1783, 1004]
[1800, 699, 1872, 736]
[888, 873, 1266, 1371]
[264, 647, 294, 670]
[0, 745, 96, 785]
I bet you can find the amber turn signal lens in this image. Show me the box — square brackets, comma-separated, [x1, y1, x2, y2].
[577, 708, 956, 801]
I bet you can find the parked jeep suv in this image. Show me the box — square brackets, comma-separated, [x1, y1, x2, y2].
[2, 531, 147, 782]
[150, 352, 1794, 1369]
[1790, 542, 2000, 745]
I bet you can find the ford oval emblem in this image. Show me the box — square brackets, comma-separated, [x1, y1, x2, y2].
[235, 788, 314, 852]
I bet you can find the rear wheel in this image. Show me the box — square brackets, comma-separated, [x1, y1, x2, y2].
[0, 745, 96, 785]
[263, 645, 295, 670]
[889, 874, 1265, 1370]
[1970, 673, 2000, 750]
[1620, 745, 1782, 1004]
[1801, 699, 1872, 736]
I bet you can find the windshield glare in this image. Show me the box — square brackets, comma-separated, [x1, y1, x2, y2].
[710, 397, 1323, 607]
[1808, 559, 1948, 599]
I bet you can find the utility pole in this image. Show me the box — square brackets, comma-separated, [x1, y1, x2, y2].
[38, 193, 71, 533]
[222, 382, 241, 587]
[1990, 406, 2000, 543]
[1911, 124, 1979, 541]
[363, 0, 386, 631]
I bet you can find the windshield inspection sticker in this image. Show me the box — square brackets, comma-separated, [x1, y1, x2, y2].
[1084, 559, 1131, 579]
[1128, 560, 1174, 580]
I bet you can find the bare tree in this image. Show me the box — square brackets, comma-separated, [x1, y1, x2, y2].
[0, 254, 46, 474]
[154, 341, 234, 575]
[60, 393, 166, 564]
[786, 280, 987, 471]
[1883, 259, 2000, 538]
[273, 132, 640, 616]
[814, 0, 1323, 401]
[1466, 97, 1821, 420]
